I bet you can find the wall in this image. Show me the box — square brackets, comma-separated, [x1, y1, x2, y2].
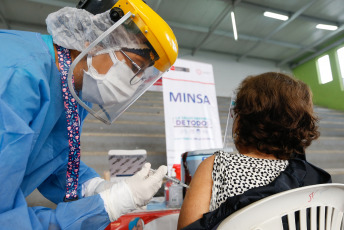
[292, 43, 344, 111]
[178, 48, 291, 97]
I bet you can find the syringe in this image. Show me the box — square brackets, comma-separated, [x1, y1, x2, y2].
[150, 169, 190, 188]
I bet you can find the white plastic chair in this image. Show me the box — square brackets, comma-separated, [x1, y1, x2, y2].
[217, 183, 344, 230]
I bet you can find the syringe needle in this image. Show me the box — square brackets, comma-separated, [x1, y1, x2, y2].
[150, 169, 189, 188]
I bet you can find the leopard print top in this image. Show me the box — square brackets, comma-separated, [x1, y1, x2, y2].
[209, 150, 289, 211]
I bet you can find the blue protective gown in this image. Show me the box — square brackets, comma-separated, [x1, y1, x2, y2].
[0, 30, 111, 229]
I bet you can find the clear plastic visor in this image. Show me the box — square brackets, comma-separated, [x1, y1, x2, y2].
[223, 95, 236, 149]
[68, 13, 163, 124]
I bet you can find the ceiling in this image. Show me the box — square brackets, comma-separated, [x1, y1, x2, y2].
[1, 0, 344, 68]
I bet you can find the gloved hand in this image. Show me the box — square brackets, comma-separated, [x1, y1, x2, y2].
[85, 163, 167, 221]
[125, 162, 167, 207]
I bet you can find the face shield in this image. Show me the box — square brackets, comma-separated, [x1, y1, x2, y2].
[66, 13, 161, 124]
[223, 95, 236, 149]
[47, 0, 178, 125]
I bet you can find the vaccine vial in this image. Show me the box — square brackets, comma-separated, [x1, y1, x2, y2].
[165, 168, 183, 208]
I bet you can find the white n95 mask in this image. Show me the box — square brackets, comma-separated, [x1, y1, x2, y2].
[81, 53, 141, 106]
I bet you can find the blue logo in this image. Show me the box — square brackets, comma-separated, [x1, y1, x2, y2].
[170, 92, 210, 104]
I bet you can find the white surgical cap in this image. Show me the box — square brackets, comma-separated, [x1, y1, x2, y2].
[46, 7, 148, 53]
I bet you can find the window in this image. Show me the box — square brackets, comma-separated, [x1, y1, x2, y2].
[316, 55, 333, 84]
[337, 47, 344, 82]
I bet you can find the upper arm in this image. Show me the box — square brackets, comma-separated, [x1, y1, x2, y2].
[177, 155, 215, 230]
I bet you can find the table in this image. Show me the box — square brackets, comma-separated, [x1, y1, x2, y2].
[105, 209, 180, 230]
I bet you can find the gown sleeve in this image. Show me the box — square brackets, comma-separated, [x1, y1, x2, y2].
[38, 160, 99, 204]
[0, 31, 111, 230]
[0, 85, 110, 230]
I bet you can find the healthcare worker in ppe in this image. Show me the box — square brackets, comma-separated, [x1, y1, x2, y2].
[0, 0, 178, 229]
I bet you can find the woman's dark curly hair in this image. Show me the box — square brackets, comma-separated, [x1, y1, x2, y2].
[233, 72, 319, 160]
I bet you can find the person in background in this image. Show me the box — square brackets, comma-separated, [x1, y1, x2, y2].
[0, 0, 178, 229]
[178, 72, 331, 230]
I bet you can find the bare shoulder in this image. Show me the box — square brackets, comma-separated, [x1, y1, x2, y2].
[188, 154, 215, 191]
[193, 154, 215, 179]
[201, 154, 216, 167]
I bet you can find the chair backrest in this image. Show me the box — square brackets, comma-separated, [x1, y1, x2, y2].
[217, 183, 344, 230]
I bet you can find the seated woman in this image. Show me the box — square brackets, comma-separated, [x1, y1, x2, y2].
[177, 72, 331, 230]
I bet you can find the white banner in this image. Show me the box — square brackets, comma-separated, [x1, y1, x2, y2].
[162, 59, 222, 173]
